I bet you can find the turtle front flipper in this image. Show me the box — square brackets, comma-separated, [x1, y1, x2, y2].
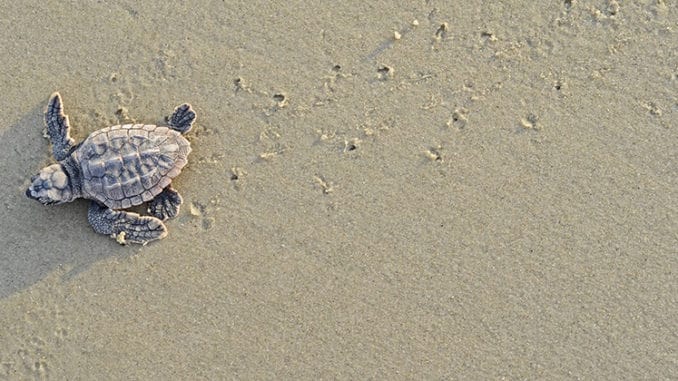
[168, 103, 196, 134]
[147, 186, 183, 221]
[45, 92, 76, 161]
[87, 201, 167, 245]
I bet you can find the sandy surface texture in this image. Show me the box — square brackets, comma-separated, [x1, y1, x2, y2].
[0, 0, 676, 379]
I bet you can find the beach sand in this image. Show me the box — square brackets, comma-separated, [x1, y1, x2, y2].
[0, 1, 675, 379]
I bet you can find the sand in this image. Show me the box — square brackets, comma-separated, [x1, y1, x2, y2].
[0, 0, 675, 379]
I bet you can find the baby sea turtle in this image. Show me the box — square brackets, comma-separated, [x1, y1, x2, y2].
[26, 92, 195, 245]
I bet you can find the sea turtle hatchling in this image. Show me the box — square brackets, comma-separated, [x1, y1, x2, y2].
[26, 92, 196, 245]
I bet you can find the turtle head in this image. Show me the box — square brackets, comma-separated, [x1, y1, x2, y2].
[26, 164, 74, 205]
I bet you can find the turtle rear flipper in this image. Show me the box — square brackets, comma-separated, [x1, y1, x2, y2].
[87, 201, 167, 245]
[148, 186, 183, 221]
[45, 92, 76, 161]
[168, 103, 196, 134]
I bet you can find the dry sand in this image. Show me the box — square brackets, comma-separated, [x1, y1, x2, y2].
[0, 0, 676, 379]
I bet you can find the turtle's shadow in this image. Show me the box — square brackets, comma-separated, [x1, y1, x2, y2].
[0, 100, 138, 299]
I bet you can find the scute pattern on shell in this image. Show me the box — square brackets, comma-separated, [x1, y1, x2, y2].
[77, 124, 191, 209]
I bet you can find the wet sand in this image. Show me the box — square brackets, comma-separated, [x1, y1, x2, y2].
[0, 1, 675, 379]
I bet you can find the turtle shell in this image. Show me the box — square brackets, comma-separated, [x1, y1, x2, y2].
[76, 124, 191, 209]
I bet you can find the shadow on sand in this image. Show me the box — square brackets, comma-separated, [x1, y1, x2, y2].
[0, 99, 138, 299]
